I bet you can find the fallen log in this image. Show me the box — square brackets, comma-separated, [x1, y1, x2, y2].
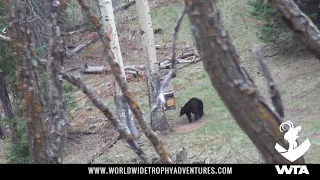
[158, 58, 194, 69]
[125, 70, 139, 76]
[66, 36, 99, 59]
[0, 33, 11, 42]
[65, 66, 81, 72]
[63, 28, 92, 36]
[81, 65, 144, 76]
[180, 51, 199, 59]
[155, 44, 194, 50]
[177, 58, 202, 70]
[114, 0, 136, 12]
[82, 65, 111, 74]
[124, 65, 145, 70]
[126, 16, 138, 22]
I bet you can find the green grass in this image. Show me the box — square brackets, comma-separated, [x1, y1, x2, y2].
[151, 2, 194, 46]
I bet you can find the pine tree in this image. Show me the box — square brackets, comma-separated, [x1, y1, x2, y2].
[247, 0, 320, 49]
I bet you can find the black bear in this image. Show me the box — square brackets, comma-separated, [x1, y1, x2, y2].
[179, 97, 204, 123]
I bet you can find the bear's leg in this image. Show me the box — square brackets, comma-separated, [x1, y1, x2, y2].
[186, 113, 192, 123]
[194, 112, 199, 121]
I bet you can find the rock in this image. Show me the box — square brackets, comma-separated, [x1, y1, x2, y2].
[155, 130, 161, 136]
[161, 130, 170, 136]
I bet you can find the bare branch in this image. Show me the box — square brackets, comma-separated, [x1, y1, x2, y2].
[253, 45, 285, 118]
[114, 0, 136, 12]
[177, 58, 202, 71]
[76, 0, 173, 164]
[171, 6, 187, 71]
[185, 0, 304, 164]
[62, 28, 92, 36]
[65, 35, 99, 59]
[86, 135, 121, 164]
[267, 0, 320, 60]
[61, 72, 150, 164]
[152, 6, 187, 111]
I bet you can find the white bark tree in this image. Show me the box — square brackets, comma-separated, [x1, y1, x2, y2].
[99, 0, 139, 137]
[135, 0, 170, 131]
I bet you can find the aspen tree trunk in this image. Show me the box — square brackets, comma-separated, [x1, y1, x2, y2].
[135, 0, 169, 131]
[99, 0, 139, 138]
[46, 0, 68, 164]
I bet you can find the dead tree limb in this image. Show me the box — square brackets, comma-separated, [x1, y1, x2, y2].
[185, 0, 304, 164]
[180, 51, 199, 59]
[66, 36, 99, 58]
[171, 7, 187, 71]
[63, 28, 92, 36]
[177, 58, 202, 71]
[114, 0, 136, 12]
[86, 134, 121, 164]
[77, 0, 173, 164]
[155, 44, 194, 51]
[124, 65, 145, 70]
[154, 7, 187, 108]
[267, 0, 320, 61]
[0, 34, 11, 42]
[253, 45, 285, 118]
[124, 67, 139, 73]
[61, 72, 150, 164]
[66, 66, 82, 72]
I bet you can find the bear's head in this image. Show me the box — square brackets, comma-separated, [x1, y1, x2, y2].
[179, 107, 185, 117]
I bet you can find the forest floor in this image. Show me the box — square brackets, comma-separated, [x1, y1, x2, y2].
[0, 0, 319, 164]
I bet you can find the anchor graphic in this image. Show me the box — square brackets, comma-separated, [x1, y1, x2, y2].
[275, 121, 311, 162]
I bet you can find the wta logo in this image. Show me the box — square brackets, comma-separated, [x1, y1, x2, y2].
[274, 121, 311, 175]
[275, 121, 311, 162]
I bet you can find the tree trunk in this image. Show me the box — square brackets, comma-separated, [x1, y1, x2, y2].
[4, 0, 49, 164]
[185, 0, 305, 164]
[0, 69, 17, 142]
[46, 0, 68, 164]
[99, 0, 139, 138]
[0, 126, 3, 139]
[135, 0, 169, 131]
[0, 112, 4, 139]
[78, 0, 173, 163]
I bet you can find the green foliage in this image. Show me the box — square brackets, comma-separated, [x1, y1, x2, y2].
[0, 1, 19, 97]
[0, 1, 5, 30]
[2, 117, 31, 164]
[247, 0, 320, 49]
[35, 45, 48, 57]
[0, 44, 17, 90]
[247, 0, 294, 46]
[63, 83, 75, 93]
[63, 83, 77, 113]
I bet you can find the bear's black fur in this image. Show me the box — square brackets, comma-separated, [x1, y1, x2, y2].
[179, 97, 204, 123]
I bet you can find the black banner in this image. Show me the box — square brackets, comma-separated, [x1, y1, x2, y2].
[0, 164, 318, 176]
